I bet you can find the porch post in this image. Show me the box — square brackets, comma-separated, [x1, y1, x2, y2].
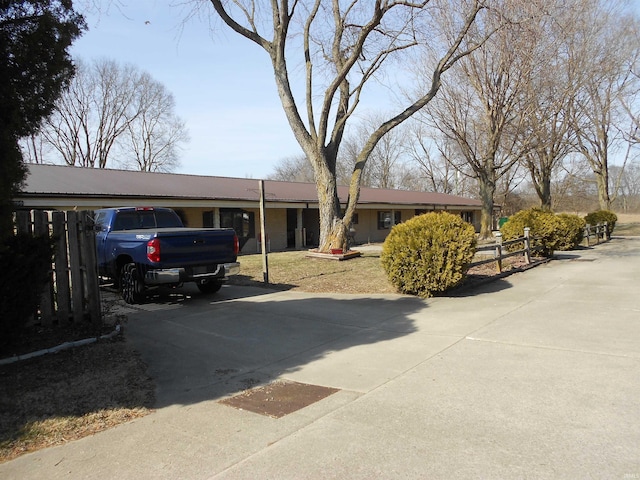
[296, 208, 304, 249]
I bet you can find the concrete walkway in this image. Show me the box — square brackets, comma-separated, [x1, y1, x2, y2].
[2, 237, 639, 479]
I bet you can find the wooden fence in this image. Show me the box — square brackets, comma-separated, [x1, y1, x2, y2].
[470, 228, 540, 274]
[584, 222, 609, 246]
[470, 223, 611, 274]
[14, 210, 101, 326]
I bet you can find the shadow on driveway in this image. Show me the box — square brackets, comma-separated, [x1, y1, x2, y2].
[123, 285, 425, 409]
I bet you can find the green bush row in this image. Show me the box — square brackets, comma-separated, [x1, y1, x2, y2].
[500, 209, 588, 256]
[381, 212, 477, 298]
[0, 234, 55, 349]
[501, 208, 616, 257]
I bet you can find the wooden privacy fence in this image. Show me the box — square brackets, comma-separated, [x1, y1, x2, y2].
[14, 210, 101, 326]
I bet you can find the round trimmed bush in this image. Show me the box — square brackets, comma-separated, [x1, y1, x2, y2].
[556, 213, 586, 251]
[381, 212, 476, 298]
[500, 208, 564, 257]
[584, 210, 617, 235]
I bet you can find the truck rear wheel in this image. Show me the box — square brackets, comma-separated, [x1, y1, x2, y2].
[121, 263, 145, 304]
[196, 280, 223, 294]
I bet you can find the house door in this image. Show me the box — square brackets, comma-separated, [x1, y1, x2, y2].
[286, 208, 297, 248]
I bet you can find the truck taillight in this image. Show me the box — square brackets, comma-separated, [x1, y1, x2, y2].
[234, 234, 239, 256]
[147, 238, 161, 263]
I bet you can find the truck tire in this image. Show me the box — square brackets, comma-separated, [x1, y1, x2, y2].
[196, 280, 223, 294]
[121, 263, 145, 304]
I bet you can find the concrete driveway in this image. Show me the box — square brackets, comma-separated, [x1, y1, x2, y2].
[2, 237, 639, 479]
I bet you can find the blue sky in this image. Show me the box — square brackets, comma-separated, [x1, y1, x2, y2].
[71, 1, 304, 179]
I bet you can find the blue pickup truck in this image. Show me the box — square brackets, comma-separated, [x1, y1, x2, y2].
[94, 207, 240, 304]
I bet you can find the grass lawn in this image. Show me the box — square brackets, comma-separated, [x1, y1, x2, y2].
[230, 248, 395, 294]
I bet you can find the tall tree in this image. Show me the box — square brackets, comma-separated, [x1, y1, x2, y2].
[515, 0, 579, 211]
[570, 0, 640, 210]
[338, 117, 410, 190]
[406, 121, 475, 196]
[417, 1, 535, 238]
[207, 0, 493, 253]
[122, 72, 189, 172]
[25, 58, 188, 172]
[0, 0, 84, 236]
[268, 155, 316, 183]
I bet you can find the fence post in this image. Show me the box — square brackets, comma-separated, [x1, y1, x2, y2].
[67, 211, 85, 323]
[15, 210, 31, 235]
[494, 232, 503, 273]
[584, 224, 590, 247]
[33, 210, 54, 325]
[604, 221, 609, 241]
[523, 227, 532, 264]
[79, 211, 101, 326]
[52, 211, 71, 324]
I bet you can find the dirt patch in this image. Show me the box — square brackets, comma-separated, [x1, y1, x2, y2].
[219, 380, 340, 418]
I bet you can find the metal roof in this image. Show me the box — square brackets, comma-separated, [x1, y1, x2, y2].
[19, 164, 483, 209]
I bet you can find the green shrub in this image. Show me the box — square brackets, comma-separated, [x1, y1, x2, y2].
[0, 234, 55, 347]
[381, 212, 476, 298]
[500, 208, 564, 257]
[584, 210, 617, 235]
[556, 213, 586, 250]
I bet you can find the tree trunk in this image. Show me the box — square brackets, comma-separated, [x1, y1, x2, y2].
[538, 175, 552, 211]
[595, 169, 611, 210]
[478, 176, 496, 240]
[314, 159, 348, 253]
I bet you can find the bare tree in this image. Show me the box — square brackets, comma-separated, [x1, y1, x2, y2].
[24, 58, 187, 171]
[206, 0, 495, 252]
[268, 155, 316, 183]
[338, 116, 410, 189]
[514, 0, 580, 211]
[416, 1, 536, 238]
[120, 72, 188, 172]
[405, 121, 473, 196]
[569, 0, 640, 210]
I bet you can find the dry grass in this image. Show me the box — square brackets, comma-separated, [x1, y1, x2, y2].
[230, 248, 397, 294]
[603, 213, 640, 236]
[0, 338, 154, 463]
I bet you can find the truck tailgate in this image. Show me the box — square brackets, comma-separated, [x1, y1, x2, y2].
[154, 228, 237, 266]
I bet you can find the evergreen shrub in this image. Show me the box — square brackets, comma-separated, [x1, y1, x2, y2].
[381, 212, 476, 298]
[556, 213, 586, 251]
[584, 210, 617, 235]
[500, 208, 564, 257]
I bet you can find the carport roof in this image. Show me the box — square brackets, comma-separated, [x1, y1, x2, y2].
[19, 164, 483, 209]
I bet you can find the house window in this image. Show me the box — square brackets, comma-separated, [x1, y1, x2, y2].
[203, 209, 256, 250]
[220, 208, 255, 248]
[378, 211, 401, 229]
[461, 211, 473, 224]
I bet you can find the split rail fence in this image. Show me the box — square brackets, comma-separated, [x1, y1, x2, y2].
[469, 223, 610, 274]
[584, 222, 609, 246]
[14, 209, 101, 326]
[470, 228, 540, 274]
